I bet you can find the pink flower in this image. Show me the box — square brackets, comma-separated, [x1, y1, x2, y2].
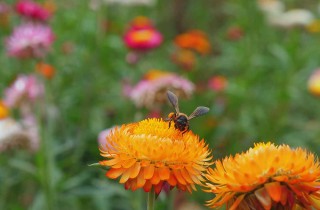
[6, 23, 54, 58]
[126, 70, 194, 108]
[123, 16, 162, 51]
[4, 74, 44, 108]
[15, 0, 51, 21]
[98, 126, 119, 150]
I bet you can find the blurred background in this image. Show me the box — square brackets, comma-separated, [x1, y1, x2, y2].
[1, 0, 320, 209]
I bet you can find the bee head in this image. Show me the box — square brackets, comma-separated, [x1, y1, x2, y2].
[168, 112, 176, 119]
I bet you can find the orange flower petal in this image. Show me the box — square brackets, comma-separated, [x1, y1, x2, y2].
[119, 169, 132, 183]
[122, 158, 137, 169]
[136, 172, 146, 189]
[264, 182, 282, 202]
[129, 162, 141, 179]
[211, 192, 234, 207]
[180, 167, 193, 184]
[143, 180, 152, 192]
[130, 179, 138, 191]
[99, 158, 120, 166]
[177, 183, 187, 191]
[272, 175, 289, 182]
[106, 168, 126, 179]
[158, 166, 170, 180]
[185, 165, 198, 175]
[144, 164, 155, 179]
[140, 160, 150, 167]
[150, 169, 161, 185]
[173, 169, 186, 185]
[229, 194, 246, 210]
[190, 174, 201, 185]
[308, 194, 320, 209]
[288, 184, 303, 196]
[124, 179, 132, 190]
[280, 185, 288, 206]
[167, 173, 177, 186]
[154, 181, 164, 195]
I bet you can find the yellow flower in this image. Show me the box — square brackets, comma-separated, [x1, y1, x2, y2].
[308, 69, 320, 97]
[307, 20, 320, 33]
[143, 69, 173, 80]
[0, 101, 9, 119]
[204, 142, 320, 210]
[99, 118, 213, 195]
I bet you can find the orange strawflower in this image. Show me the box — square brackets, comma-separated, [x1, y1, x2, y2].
[143, 69, 173, 80]
[0, 101, 9, 119]
[99, 118, 213, 195]
[204, 142, 320, 210]
[171, 49, 196, 71]
[130, 16, 153, 29]
[36, 62, 55, 79]
[42, 0, 56, 15]
[174, 30, 211, 55]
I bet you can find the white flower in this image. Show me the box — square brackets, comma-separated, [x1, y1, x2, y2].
[258, 0, 315, 28]
[0, 118, 30, 152]
[269, 9, 314, 28]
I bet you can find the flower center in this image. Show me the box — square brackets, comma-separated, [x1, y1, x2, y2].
[0, 102, 9, 119]
[131, 30, 154, 43]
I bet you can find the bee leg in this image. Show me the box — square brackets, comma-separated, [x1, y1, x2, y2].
[168, 120, 171, 128]
[182, 126, 189, 135]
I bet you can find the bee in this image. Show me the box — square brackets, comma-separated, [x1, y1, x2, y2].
[166, 90, 210, 134]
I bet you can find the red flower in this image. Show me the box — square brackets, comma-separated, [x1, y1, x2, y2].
[123, 16, 163, 51]
[15, 0, 51, 21]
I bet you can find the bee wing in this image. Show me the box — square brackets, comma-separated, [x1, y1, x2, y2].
[167, 91, 180, 114]
[188, 106, 210, 120]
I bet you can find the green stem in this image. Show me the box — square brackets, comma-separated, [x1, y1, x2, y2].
[168, 189, 176, 210]
[36, 77, 54, 210]
[39, 136, 54, 210]
[147, 187, 155, 210]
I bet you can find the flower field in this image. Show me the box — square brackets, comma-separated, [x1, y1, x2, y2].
[1, 0, 320, 209]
